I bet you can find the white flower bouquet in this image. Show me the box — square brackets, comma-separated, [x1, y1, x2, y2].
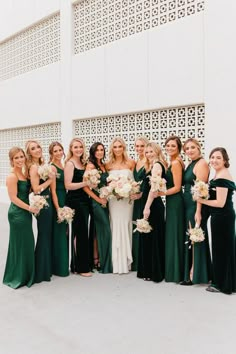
[38, 163, 57, 181]
[188, 224, 205, 243]
[148, 175, 167, 193]
[83, 169, 101, 188]
[133, 218, 152, 234]
[191, 179, 209, 201]
[57, 206, 75, 224]
[29, 193, 49, 216]
[107, 174, 133, 200]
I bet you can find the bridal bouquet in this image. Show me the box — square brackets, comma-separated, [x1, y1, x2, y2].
[106, 174, 137, 200]
[83, 169, 101, 188]
[148, 175, 167, 193]
[57, 206, 75, 224]
[191, 179, 209, 201]
[38, 163, 58, 181]
[187, 223, 205, 243]
[133, 218, 152, 234]
[29, 193, 49, 216]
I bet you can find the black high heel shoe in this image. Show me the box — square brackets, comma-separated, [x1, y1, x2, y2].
[93, 258, 101, 271]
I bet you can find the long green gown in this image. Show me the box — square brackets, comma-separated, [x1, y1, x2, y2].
[132, 165, 146, 271]
[34, 181, 53, 283]
[183, 158, 212, 283]
[3, 180, 35, 289]
[90, 171, 112, 273]
[165, 164, 185, 283]
[137, 164, 165, 282]
[209, 178, 236, 294]
[51, 164, 69, 277]
[66, 166, 90, 273]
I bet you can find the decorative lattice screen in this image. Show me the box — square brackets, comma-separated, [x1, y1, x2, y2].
[0, 13, 60, 81]
[73, 104, 205, 159]
[0, 123, 61, 185]
[74, 0, 204, 54]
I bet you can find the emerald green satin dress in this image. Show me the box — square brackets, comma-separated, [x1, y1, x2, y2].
[183, 158, 212, 284]
[165, 164, 185, 283]
[132, 165, 146, 271]
[51, 164, 69, 277]
[209, 178, 236, 294]
[3, 180, 35, 288]
[90, 171, 112, 273]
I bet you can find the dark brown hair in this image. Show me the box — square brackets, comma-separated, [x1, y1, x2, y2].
[209, 147, 230, 168]
[164, 135, 182, 153]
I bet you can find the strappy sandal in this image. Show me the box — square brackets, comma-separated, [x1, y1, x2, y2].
[94, 258, 101, 271]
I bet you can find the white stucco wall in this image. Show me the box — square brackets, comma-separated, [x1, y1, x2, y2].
[0, 0, 235, 202]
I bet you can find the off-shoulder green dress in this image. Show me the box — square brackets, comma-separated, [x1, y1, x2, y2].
[208, 178, 236, 294]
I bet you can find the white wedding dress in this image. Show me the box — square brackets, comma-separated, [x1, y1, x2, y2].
[108, 169, 134, 274]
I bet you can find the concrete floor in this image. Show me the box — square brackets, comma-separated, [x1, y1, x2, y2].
[0, 202, 235, 354]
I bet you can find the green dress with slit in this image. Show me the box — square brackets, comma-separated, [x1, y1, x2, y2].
[165, 164, 185, 283]
[90, 171, 112, 273]
[51, 164, 69, 277]
[183, 158, 212, 283]
[3, 180, 35, 289]
[132, 165, 146, 271]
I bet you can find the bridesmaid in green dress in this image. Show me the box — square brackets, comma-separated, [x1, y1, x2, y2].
[131, 136, 149, 271]
[3, 147, 38, 289]
[197, 147, 236, 294]
[64, 138, 92, 277]
[83, 142, 112, 273]
[49, 142, 69, 277]
[163, 136, 185, 283]
[26, 140, 56, 284]
[180, 138, 212, 285]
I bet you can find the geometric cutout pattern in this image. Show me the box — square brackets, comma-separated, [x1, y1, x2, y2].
[74, 0, 204, 54]
[0, 13, 60, 81]
[0, 123, 61, 185]
[73, 104, 205, 160]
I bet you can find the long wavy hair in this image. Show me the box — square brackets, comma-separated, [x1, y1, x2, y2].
[88, 142, 106, 170]
[48, 141, 65, 163]
[145, 142, 168, 171]
[25, 140, 44, 169]
[65, 138, 87, 165]
[107, 137, 129, 165]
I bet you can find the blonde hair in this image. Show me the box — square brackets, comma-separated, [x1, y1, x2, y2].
[183, 138, 202, 156]
[65, 138, 87, 165]
[25, 140, 44, 169]
[108, 137, 129, 165]
[9, 147, 25, 167]
[8, 147, 28, 177]
[145, 142, 168, 171]
[135, 136, 149, 146]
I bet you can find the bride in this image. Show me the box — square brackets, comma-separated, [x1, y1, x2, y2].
[106, 137, 135, 274]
